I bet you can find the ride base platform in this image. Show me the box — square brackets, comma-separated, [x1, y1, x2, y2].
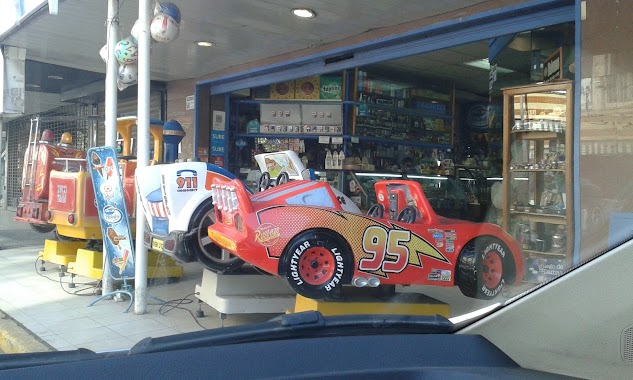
[40, 240, 86, 267]
[39, 239, 184, 280]
[293, 288, 450, 317]
[195, 268, 296, 315]
[195, 269, 450, 318]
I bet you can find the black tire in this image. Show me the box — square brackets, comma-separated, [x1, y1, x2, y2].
[280, 229, 353, 299]
[30, 223, 55, 234]
[184, 198, 244, 273]
[455, 237, 508, 300]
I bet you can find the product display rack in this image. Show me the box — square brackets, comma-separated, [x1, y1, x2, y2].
[228, 70, 457, 188]
[501, 81, 574, 267]
[350, 70, 455, 148]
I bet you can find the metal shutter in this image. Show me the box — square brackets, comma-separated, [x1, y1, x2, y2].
[4, 104, 96, 207]
[96, 91, 163, 146]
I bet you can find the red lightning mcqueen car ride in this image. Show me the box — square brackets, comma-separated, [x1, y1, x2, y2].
[207, 178, 524, 300]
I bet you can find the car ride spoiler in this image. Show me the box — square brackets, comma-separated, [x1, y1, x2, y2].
[209, 177, 253, 215]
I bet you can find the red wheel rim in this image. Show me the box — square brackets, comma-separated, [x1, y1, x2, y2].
[298, 247, 335, 286]
[482, 250, 503, 289]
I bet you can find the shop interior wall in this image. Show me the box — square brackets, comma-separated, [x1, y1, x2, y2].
[166, 79, 196, 159]
[579, 0, 633, 260]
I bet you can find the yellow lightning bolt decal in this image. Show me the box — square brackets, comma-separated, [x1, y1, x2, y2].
[406, 230, 449, 264]
[256, 206, 450, 279]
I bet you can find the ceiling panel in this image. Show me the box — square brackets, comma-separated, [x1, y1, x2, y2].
[2, 0, 486, 82]
[1, 0, 556, 103]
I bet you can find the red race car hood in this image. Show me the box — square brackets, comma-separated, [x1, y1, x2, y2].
[250, 180, 346, 210]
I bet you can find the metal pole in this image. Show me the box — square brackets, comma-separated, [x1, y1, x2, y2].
[134, 0, 151, 315]
[193, 84, 199, 159]
[0, 118, 7, 210]
[103, 0, 119, 296]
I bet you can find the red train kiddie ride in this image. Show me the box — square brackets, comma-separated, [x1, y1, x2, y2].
[15, 120, 85, 233]
[207, 178, 525, 300]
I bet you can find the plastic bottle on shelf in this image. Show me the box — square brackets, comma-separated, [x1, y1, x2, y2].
[361, 156, 369, 170]
[338, 150, 345, 170]
[325, 149, 333, 170]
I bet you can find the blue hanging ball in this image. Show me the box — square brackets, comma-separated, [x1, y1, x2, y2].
[154, 2, 181, 25]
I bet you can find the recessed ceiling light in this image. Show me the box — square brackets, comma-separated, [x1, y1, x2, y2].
[196, 41, 215, 47]
[48, 75, 64, 80]
[26, 84, 41, 88]
[463, 58, 514, 74]
[292, 8, 316, 18]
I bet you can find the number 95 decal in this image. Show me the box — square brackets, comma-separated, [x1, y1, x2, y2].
[359, 226, 411, 273]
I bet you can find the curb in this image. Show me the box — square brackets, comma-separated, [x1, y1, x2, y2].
[0, 311, 54, 353]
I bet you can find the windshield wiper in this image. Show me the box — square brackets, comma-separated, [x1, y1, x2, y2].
[129, 311, 454, 355]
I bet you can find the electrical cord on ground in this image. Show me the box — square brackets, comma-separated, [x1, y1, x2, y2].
[152, 292, 208, 330]
[36, 255, 101, 295]
[34, 255, 63, 283]
[58, 275, 101, 297]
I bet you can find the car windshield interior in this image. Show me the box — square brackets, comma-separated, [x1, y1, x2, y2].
[1, 1, 632, 379]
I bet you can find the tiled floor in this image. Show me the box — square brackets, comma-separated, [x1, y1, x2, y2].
[0, 241, 279, 352]
[0, 210, 272, 353]
[0, 209, 535, 353]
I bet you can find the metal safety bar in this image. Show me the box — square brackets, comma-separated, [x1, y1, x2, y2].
[54, 157, 87, 172]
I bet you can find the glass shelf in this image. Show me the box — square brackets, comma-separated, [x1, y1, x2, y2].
[502, 81, 574, 268]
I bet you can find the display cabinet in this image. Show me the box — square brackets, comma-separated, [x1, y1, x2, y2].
[502, 81, 574, 268]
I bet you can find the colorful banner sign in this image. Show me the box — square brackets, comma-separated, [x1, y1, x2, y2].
[87, 146, 135, 280]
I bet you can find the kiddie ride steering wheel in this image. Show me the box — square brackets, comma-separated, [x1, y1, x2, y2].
[257, 171, 289, 192]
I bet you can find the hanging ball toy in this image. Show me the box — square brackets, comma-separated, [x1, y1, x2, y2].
[150, 14, 180, 43]
[118, 64, 138, 86]
[99, 44, 108, 63]
[131, 19, 142, 41]
[114, 36, 139, 64]
[154, 2, 181, 25]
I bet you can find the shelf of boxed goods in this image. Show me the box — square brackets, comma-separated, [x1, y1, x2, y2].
[347, 91, 453, 142]
[510, 130, 563, 140]
[239, 133, 452, 150]
[509, 169, 565, 173]
[509, 212, 567, 225]
[235, 99, 344, 106]
[235, 133, 342, 140]
[348, 99, 453, 120]
[352, 136, 451, 150]
[522, 249, 567, 258]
